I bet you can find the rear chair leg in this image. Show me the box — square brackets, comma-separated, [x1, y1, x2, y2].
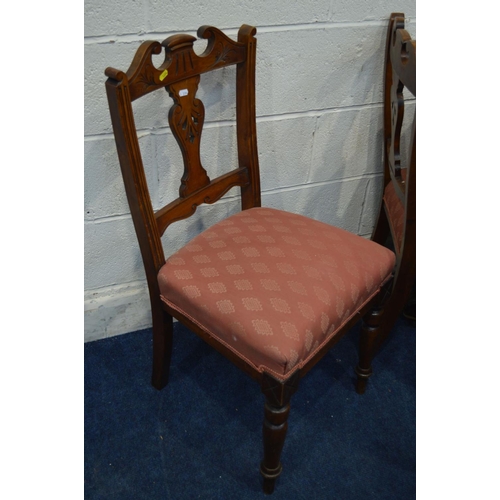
[355, 306, 383, 394]
[260, 371, 300, 494]
[151, 308, 174, 390]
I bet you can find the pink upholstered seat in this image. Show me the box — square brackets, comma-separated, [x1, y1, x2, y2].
[158, 207, 395, 380]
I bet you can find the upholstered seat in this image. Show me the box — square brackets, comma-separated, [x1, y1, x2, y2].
[158, 207, 395, 380]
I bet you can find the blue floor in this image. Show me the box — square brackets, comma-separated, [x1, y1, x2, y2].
[85, 316, 415, 499]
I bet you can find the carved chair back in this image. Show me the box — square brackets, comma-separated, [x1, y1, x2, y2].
[375, 12, 416, 330]
[105, 25, 260, 304]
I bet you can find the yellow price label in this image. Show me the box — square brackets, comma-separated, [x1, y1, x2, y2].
[159, 69, 168, 81]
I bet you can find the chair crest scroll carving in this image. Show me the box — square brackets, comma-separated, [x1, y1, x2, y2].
[108, 26, 248, 101]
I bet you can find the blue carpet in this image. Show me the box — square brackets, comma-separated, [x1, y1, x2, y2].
[85, 316, 415, 499]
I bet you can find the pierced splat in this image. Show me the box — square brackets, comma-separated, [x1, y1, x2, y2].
[388, 77, 405, 180]
[166, 75, 210, 197]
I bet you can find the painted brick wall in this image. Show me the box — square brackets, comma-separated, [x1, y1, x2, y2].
[84, 0, 416, 341]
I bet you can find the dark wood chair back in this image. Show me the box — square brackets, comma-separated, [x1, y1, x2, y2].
[382, 13, 415, 318]
[105, 25, 260, 307]
[381, 12, 416, 255]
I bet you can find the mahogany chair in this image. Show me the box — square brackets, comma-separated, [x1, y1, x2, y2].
[355, 13, 416, 394]
[104, 20, 411, 493]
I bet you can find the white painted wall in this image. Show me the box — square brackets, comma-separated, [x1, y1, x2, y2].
[84, 0, 416, 341]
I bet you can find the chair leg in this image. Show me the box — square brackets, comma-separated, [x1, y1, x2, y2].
[261, 401, 290, 494]
[355, 306, 383, 394]
[259, 371, 300, 494]
[355, 270, 415, 395]
[151, 308, 174, 390]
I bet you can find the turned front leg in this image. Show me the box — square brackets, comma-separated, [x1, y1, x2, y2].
[261, 401, 290, 494]
[260, 371, 300, 494]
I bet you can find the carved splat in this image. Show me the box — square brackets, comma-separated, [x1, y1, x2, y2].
[388, 77, 405, 180]
[166, 74, 210, 197]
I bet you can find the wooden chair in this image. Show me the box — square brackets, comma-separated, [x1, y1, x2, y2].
[355, 13, 416, 394]
[104, 17, 414, 493]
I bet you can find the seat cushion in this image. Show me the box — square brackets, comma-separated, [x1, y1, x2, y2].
[158, 207, 395, 380]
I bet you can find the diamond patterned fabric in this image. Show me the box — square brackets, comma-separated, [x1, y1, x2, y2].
[158, 207, 395, 380]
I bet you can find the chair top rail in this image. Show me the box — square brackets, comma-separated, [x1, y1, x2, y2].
[105, 25, 253, 101]
[390, 23, 416, 97]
